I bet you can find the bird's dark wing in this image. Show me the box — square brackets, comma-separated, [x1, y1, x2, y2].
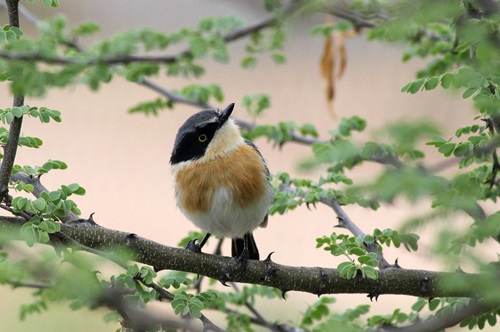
[244, 139, 271, 228]
[244, 139, 270, 179]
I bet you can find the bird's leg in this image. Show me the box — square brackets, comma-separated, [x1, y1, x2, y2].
[237, 233, 251, 264]
[186, 233, 211, 253]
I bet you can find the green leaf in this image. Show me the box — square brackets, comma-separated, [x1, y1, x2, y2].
[428, 298, 440, 311]
[241, 56, 257, 69]
[424, 77, 439, 90]
[358, 255, 373, 264]
[271, 53, 286, 64]
[242, 94, 271, 119]
[67, 183, 86, 195]
[338, 261, 357, 279]
[364, 234, 375, 244]
[73, 22, 100, 36]
[411, 298, 427, 312]
[300, 123, 319, 138]
[11, 107, 23, 118]
[440, 73, 455, 88]
[407, 78, 425, 94]
[348, 247, 365, 256]
[437, 142, 455, 156]
[426, 136, 447, 147]
[462, 87, 478, 99]
[360, 266, 378, 279]
[453, 142, 472, 157]
[32, 198, 47, 212]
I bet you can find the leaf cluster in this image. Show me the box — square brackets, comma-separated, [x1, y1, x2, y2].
[317, 233, 379, 280]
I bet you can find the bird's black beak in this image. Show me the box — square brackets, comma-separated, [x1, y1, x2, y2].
[219, 103, 234, 125]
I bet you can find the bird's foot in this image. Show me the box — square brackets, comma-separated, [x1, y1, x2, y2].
[186, 239, 203, 253]
[237, 248, 250, 268]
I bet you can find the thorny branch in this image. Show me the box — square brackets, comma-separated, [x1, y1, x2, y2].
[1, 215, 496, 300]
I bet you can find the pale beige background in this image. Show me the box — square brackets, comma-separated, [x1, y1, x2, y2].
[0, 1, 496, 331]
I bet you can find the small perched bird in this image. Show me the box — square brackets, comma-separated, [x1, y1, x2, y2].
[170, 103, 274, 260]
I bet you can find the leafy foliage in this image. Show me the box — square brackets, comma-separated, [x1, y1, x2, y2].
[0, 0, 499, 331]
[317, 233, 379, 279]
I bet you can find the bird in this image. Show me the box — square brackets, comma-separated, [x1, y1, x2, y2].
[170, 103, 274, 261]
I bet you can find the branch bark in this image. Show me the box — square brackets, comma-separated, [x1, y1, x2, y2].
[0, 216, 495, 299]
[395, 299, 498, 332]
[0, 0, 24, 202]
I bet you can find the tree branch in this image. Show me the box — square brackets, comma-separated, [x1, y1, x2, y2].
[1, 217, 495, 299]
[320, 196, 392, 269]
[97, 287, 199, 332]
[0, 0, 24, 203]
[229, 282, 285, 332]
[143, 280, 226, 332]
[0, 4, 289, 67]
[319, 2, 452, 43]
[0, 50, 180, 66]
[396, 299, 498, 332]
[9, 172, 79, 222]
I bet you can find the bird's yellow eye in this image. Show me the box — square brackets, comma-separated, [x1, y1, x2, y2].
[198, 134, 207, 142]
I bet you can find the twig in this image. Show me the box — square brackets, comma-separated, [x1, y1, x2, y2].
[322, 4, 377, 28]
[145, 280, 226, 332]
[230, 282, 283, 332]
[321, 3, 452, 43]
[395, 300, 498, 332]
[9, 172, 79, 222]
[0, 0, 24, 204]
[0, 50, 180, 66]
[0, 202, 32, 220]
[280, 183, 392, 269]
[98, 287, 193, 332]
[10, 281, 52, 289]
[0, 5, 290, 67]
[321, 196, 392, 269]
[137, 77, 210, 109]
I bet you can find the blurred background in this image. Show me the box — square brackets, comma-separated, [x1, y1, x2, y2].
[0, 0, 489, 331]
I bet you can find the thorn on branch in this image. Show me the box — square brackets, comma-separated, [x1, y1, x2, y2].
[67, 213, 99, 226]
[306, 201, 317, 210]
[219, 266, 233, 286]
[262, 252, 279, 281]
[420, 276, 431, 295]
[335, 216, 347, 228]
[317, 268, 328, 296]
[87, 212, 98, 225]
[367, 293, 380, 302]
[185, 239, 203, 253]
[393, 258, 402, 269]
[126, 233, 138, 246]
[0, 187, 9, 204]
[280, 289, 288, 300]
[264, 252, 275, 263]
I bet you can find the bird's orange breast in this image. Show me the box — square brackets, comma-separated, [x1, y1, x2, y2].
[175, 144, 267, 214]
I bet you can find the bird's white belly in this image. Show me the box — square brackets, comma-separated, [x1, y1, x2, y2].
[180, 187, 270, 238]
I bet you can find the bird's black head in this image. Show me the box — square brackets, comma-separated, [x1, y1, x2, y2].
[170, 103, 234, 164]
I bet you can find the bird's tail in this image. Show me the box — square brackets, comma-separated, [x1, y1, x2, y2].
[231, 233, 259, 260]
